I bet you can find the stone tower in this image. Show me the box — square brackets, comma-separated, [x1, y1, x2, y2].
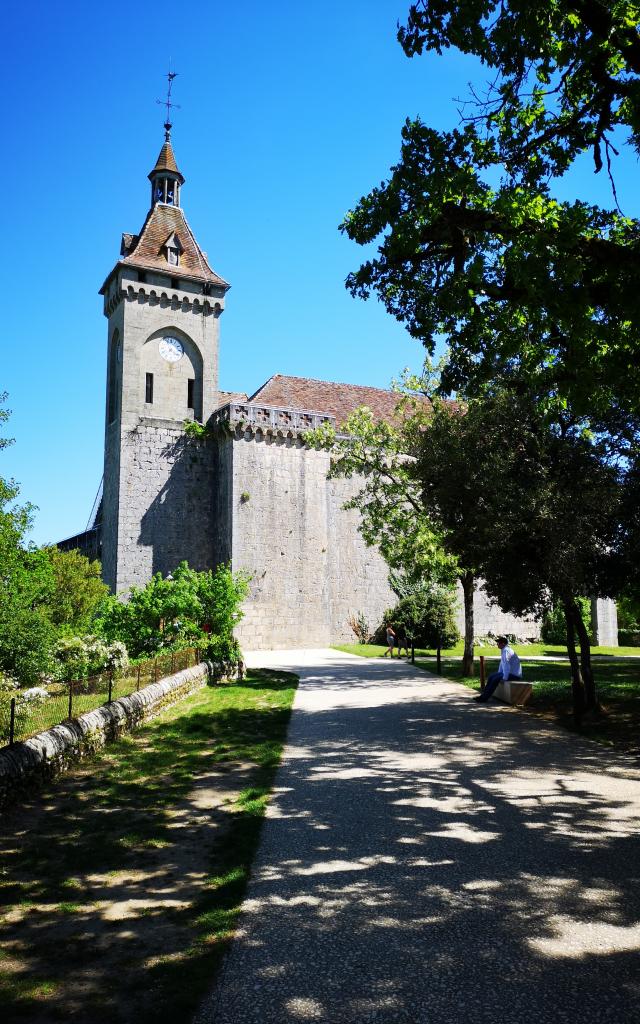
[99, 125, 229, 593]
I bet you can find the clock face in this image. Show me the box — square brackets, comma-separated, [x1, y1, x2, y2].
[159, 337, 184, 363]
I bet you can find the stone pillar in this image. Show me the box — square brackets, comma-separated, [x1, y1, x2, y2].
[591, 598, 618, 647]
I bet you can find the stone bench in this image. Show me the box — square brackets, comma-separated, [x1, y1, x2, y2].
[493, 680, 533, 706]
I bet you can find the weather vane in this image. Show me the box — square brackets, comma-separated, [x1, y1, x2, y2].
[157, 70, 180, 138]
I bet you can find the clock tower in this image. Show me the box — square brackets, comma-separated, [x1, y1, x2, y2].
[99, 125, 229, 593]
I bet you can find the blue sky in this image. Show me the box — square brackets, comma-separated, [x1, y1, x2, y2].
[3, 1, 639, 546]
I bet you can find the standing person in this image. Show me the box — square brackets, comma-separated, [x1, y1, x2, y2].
[383, 623, 397, 658]
[396, 625, 410, 658]
[474, 636, 522, 702]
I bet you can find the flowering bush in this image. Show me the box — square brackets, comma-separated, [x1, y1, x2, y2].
[53, 636, 130, 681]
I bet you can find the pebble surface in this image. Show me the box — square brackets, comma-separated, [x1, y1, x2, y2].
[194, 649, 640, 1024]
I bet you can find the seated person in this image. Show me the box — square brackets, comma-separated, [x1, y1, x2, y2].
[474, 636, 522, 703]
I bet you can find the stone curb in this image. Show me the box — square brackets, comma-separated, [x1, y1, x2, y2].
[0, 661, 237, 813]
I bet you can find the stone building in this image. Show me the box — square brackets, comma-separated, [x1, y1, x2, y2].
[92, 127, 617, 649]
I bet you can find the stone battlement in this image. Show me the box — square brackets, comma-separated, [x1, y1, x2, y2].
[212, 402, 334, 438]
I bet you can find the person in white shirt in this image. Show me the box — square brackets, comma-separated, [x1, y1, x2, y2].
[474, 636, 522, 702]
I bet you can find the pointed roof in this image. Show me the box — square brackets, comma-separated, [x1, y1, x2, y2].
[100, 204, 229, 292]
[149, 136, 184, 183]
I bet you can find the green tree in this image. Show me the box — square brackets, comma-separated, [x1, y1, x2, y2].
[43, 547, 109, 633]
[416, 383, 624, 720]
[342, 5, 640, 425]
[306, 395, 477, 674]
[0, 395, 56, 682]
[399, 1, 640, 182]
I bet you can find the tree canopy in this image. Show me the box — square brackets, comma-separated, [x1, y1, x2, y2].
[399, 1, 640, 182]
[342, 4, 640, 425]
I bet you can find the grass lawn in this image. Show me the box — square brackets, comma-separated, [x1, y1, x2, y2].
[0, 668, 297, 1024]
[334, 645, 640, 753]
[333, 641, 640, 659]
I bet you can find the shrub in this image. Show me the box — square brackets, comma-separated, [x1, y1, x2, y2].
[618, 628, 640, 647]
[348, 612, 372, 644]
[380, 586, 460, 650]
[204, 635, 242, 663]
[53, 635, 130, 681]
[96, 562, 250, 659]
[540, 598, 592, 644]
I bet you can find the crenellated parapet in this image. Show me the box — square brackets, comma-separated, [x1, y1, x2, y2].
[103, 279, 226, 318]
[212, 402, 334, 439]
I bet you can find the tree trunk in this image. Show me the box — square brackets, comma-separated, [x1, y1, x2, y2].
[460, 570, 475, 677]
[562, 597, 586, 725]
[571, 599, 601, 714]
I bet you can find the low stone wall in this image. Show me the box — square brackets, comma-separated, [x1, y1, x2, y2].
[0, 661, 236, 813]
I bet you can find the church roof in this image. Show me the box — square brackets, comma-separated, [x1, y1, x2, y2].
[101, 204, 228, 292]
[248, 374, 406, 427]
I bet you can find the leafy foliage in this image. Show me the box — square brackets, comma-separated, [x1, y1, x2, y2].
[43, 547, 109, 633]
[342, 5, 640, 425]
[415, 379, 628, 715]
[399, 1, 640, 182]
[342, 118, 640, 423]
[97, 562, 250, 659]
[52, 635, 129, 681]
[383, 586, 460, 650]
[541, 598, 592, 645]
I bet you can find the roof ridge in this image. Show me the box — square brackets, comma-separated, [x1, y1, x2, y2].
[256, 373, 397, 395]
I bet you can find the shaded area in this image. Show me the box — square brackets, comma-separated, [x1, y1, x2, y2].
[419, 656, 640, 754]
[202, 652, 640, 1024]
[0, 670, 297, 1024]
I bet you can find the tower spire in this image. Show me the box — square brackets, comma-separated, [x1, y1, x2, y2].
[150, 72, 184, 207]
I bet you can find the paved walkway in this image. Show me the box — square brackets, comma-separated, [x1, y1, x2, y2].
[196, 650, 640, 1024]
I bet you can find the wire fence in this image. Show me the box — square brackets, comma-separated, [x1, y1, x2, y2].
[1, 647, 200, 749]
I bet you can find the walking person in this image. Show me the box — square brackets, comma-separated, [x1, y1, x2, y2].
[474, 636, 522, 702]
[383, 623, 397, 658]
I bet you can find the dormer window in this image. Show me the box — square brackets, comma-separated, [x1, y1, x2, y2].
[163, 231, 183, 267]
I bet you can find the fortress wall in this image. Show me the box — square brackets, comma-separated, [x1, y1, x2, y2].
[230, 432, 394, 650]
[114, 421, 215, 594]
[465, 583, 540, 641]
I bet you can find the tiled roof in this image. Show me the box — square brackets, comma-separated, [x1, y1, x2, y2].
[107, 204, 229, 289]
[215, 390, 248, 409]
[150, 139, 183, 180]
[248, 374, 410, 427]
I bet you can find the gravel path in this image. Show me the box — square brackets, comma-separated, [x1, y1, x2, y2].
[195, 649, 640, 1024]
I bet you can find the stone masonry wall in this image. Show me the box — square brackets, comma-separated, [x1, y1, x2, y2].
[230, 431, 395, 649]
[114, 421, 215, 594]
[467, 583, 540, 640]
[0, 664, 209, 813]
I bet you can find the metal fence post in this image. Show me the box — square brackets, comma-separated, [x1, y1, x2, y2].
[479, 655, 486, 691]
[136, 664, 141, 691]
[9, 698, 16, 746]
[108, 670, 113, 703]
[171, 652, 175, 675]
[68, 680, 73, 720]
[436, 644, 442, 674]
[411, 643, 415, 665]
